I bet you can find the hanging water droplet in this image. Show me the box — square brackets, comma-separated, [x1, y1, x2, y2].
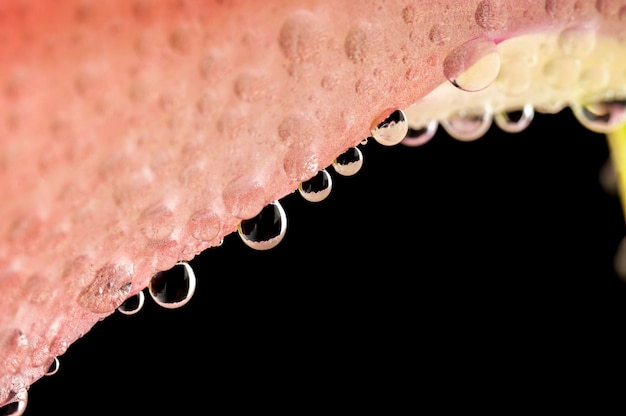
[148, 262, 197, 309]
[443, 37, 501, 92]
[0, 390, 27, 416]
[332, 147, 363, 176]
[441, 107, 493, 142]
[360, 137, 369, 146]
[117, 291, 145, 316]
[298, 169, 333, 203]
[45, 357, 60, 376]
[571, 100, 626, 133]
[238, 200, 287, 250]
[494, 104, 535, 133]
[401, 120, 438, 147]
[371, 109, 409, 146]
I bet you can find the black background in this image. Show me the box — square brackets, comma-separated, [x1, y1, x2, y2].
[25, 109, 626, 413]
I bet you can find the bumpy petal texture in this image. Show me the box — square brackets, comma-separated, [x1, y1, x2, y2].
[1, 0, 626, 407]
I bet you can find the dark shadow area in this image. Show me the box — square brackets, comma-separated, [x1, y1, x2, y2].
[27, 109, 626, 414]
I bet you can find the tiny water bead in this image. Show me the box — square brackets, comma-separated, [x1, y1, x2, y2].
[443, 37, 501, 92]
[370, 109, 409, 146]
[298, 169, 333, 203]
[238, 200, 287, 250]
[401, 120, 438, 147]
[494, 104, 535, 133]
[0, 390, 27, 416]
[44, 357, 60, 376]
[148, 262, 197, 309]
[117, 291, 145, 316]
[332, 147, 363, 176]
[441, 107, 494, 142]
[571, 100, 626, 133]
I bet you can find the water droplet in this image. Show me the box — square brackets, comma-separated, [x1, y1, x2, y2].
[370, 109, 409, 146]
[148, 262, 197, 309]
[545, 0, 573, 19]
[222, 176, 266, 220]
[571, 100, 626, 133]
[401, 120, 438, 147]
[187, 209, 221, 242]
[475, 0, 508, 31]
[139, 203, 175, 241]
[77, 264, 134, 313]
[299, 169, 333, 202]
[0, 390, 27, 416]
[278, 10, 324, 62]
[238, 201, 287, 250]
[117, 291, 145, 316]
[558, 26, 596, 57]
[543, 57, 581, 89]
[332, 147, 363, 176]
[360, 137, 369, 146]
[45, 357, 59, 376]
[441, 108, 493, 142]
[428, 23, 450, 46]
[494, 104, 535, 133]
[443, 37, 501, 92]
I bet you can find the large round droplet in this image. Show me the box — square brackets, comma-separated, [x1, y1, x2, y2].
[0, 390, 27, 416]
[117, 291, 145, 316]
[443, 37, 501, 92]
[148, 262, 197, 309]
[441, 108, 493, 142]
[371, 109, 409, 146]
[238, 200, 287, 250]
[571, 100, 626, 133]
[299, 169, 333, 203]
[45, 357, 60, 376]
[332, 147, 363, 176]
[401, 120, 438, 147]
[494, 104, 535, 133]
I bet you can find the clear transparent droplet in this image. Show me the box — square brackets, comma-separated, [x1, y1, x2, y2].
[443, 37, 501, 92]
[360, 137, 369, 146]
[441, 107, 493, 142]
[0, 390, 27, 416]
[238, 200, 287, 250]
[494, 104, 534, 133]
[148, 262, 197, 309]
[117, 291, 145, 316]
[571, 100, 626, 133]
[299, 169, 333, 203]
[371, 109, 409, 146]
[333, 147, 363, 176]
[45, 357, 60, 376]
[401, 120, 438, 147]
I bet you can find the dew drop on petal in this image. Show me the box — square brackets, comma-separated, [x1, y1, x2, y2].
[441, 108, 493, 142]
[148, 262, 196, 309]
[117, 291, 145, 316]
[443, 37, 501, 92]
[332, 147, 363, 176]
[299, 169, 333, 202]
[401, 120, 438, 147]
[371, 109, 408, 146]
[238, 201, 287, 251]
[571, 100, 626, 133]
[44, 357, 60, 377]
[0, 390, 27, 416]
[494, 104, 535, 133]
